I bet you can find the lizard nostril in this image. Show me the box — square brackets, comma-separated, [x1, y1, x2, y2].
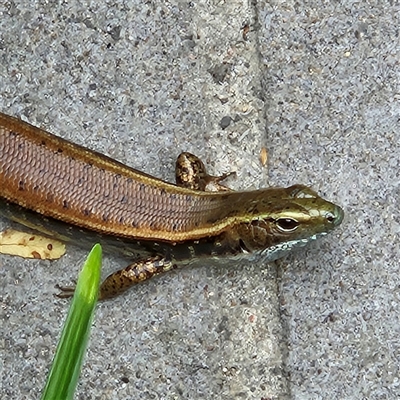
[326, 213, 335, 223]
[326, 206, 344, 226]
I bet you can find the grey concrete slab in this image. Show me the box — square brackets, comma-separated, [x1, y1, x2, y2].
[256, 0, 399, 398]
[3, 0, 394, 399]
[1, 1, 289, 399]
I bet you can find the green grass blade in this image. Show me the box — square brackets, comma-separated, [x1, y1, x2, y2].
[41, 243, 102, 400]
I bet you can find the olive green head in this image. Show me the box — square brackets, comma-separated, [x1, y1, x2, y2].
[233, 184, 344, 256]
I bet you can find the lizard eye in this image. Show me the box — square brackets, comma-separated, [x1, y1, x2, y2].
[276, 218, 299, 232]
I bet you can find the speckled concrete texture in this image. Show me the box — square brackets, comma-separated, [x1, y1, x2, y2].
[1, 0, 398, 399]
[256, 0, 399, 398]
[1, 1, 287, 399]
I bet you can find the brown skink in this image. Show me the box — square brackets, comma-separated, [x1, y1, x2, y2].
[0, 112, 344, 298]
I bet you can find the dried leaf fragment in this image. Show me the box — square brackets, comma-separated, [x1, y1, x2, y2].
[0, 229, 66, 259]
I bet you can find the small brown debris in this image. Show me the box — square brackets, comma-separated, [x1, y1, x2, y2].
[260, 146, 268, 166]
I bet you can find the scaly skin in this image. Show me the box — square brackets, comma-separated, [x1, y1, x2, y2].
[0, 112, 344, 298]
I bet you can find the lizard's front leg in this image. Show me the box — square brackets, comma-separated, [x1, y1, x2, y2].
[175, 152, 235, 191]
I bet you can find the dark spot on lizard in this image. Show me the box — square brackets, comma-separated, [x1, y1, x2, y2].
[46, 193, 54, 203]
